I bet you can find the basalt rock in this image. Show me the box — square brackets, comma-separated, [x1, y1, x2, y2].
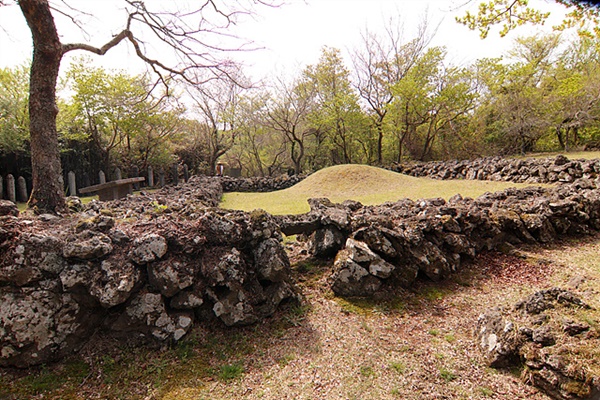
[477, 288, 599, 400]
[391, 155, 599, 184]
[309, 178, 600, 297]
[0, 200, 18, 217]
[220, 173, 307, 193]
[0, 178, 296, 368]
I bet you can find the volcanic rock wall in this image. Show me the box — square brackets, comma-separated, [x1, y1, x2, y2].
[391, 154, 600, 183]
[278, 179, 600, 297]
[0, 176, 295, 367]
[220, 174, 307, 192]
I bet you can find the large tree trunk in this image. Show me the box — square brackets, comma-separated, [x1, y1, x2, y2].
[19, 0, 67, 213]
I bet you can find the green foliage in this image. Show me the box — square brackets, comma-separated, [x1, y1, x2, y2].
[217, 363, 244, 381]
[304, 47, 368, 165]
[359, 365, 375, 377]
[456, 0, 550, 39]
[5, 15, 600, 181]
[390, 361, 406, 374]
[0, 64, 30, 154]
[59, 57, 183, 174]
[439, 367, 457, 382]
[478, 386, 495, 396]
[458, 0, 600, 40]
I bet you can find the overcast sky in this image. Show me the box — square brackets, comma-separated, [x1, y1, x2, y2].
[0, 0, 569, 81]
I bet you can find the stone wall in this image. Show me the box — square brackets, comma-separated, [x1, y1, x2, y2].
[277, 178, 600, 297]
[0, 176, 296, 368]
[391, 154, 600, 184]
[217, 155, 600, 193]
[220, 174, 307, 192]
[3, 158, 600, 373]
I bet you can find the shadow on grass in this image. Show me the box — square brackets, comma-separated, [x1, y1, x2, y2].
[0, 298, 319, 400]
[3, 234, 599, 399]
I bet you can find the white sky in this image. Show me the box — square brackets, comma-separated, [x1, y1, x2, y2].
[0, 0, 569, 81]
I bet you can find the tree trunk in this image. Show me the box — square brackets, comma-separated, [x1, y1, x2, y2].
[19, 0, 67, 213]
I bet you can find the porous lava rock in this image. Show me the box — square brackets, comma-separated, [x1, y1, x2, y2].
[391, 155, 600, 184]
[279, 177, 600, 297]
[0, 176, 296, 367]
[477, 288, 599, 400]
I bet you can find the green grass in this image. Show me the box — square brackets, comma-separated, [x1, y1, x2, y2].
[389, 361, 406, 374]
[439, 367, 457, 382]
[217, 363, 244, 381]
[220, 164, 548, 215]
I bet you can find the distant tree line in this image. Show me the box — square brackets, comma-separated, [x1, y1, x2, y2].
[2, 29, 600, 180]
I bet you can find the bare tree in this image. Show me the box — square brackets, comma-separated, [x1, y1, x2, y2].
[187, 71, 247, 175]
[7, 0, 273, 213]
[352, 18, 432, 164]
[266, 77, 316, 175]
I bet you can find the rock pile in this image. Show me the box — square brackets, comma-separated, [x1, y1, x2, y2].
[477, 288, 599, 400]
[0, 176, 295, 368]
[220, 174, 307, 193]
[391, 155, 600, 184]
[278, 178, 600, 297]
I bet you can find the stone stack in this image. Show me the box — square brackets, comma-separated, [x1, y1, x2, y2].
[391, 155, 600, 184]
[0, 176, 296, 368]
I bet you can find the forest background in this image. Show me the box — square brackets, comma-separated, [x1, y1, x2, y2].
[1, 0, 599, 186]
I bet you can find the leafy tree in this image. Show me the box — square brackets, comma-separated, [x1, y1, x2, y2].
[225, 91, 287, 176]
[545, 36, 600, 150]
[472, 35, 561, 154]
[457, 0, 600, 38]
[266, 76, 317, 174]
[2, 0, 273, 213]
[304, 47, 366, 165]
[129, 105, 185, 173]
[388, 47, 444, 161]
[352, 20, 431, 164]
[61, 60, 151, 173]
[0, 64, 29, 154]
[187, 72, 248, 175]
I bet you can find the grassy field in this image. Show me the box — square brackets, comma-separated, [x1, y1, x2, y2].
[221, 164, 549, 215]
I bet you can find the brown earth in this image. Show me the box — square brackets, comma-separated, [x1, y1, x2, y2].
[4, 230, 599, 399]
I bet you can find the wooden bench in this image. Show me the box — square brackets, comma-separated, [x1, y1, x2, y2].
[79, 177, 145, 201]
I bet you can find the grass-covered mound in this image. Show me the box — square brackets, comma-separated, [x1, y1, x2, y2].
[220, 164, 547, 215]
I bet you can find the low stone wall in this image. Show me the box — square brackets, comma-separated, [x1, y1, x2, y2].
[217, 155, 600, 194]
[278, 178, 600, 399]
[391, 154, 600, 183]
[220, 174, 307, 192]
[0, 176, 296, 368]
[278, 178, 600, 296]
